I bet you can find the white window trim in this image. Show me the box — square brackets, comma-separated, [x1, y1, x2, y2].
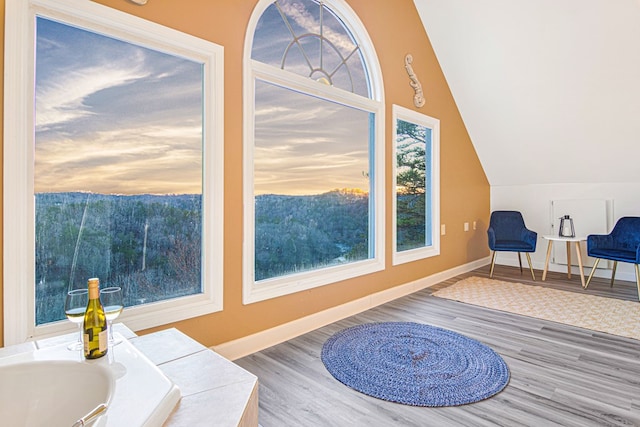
[4, 0, 225, 345]
[392, 105, 440, 265]
[242, 0, 385, 304]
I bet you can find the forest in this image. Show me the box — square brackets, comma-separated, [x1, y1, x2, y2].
[35, 190, 372, 324]
[36, 182, 426, 324]
[254, 189, 429, 280]
[36, 192, 202, 325]
[255, 189, 370, 280]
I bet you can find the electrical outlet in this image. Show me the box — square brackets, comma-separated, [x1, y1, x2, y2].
[464, 222, 469, 232]
[441, 224, 446, 235]
[473, 221, 477, 230]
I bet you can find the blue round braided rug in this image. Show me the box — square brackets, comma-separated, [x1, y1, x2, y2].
[321, 322, 510, 407]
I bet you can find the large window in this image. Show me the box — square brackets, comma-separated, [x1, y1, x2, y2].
[392, 105, 440, 265]
[4, 0, 224, 344]
[244, 0, 384, 303]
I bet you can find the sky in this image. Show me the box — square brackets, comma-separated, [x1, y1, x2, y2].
[35, 0, 373, 197]
[254, 80, 371, 196]
[252, 0, 372, 195]
[35, 17, 203, 195]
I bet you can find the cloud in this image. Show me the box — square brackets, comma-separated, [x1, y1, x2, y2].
[35, 123, 202, 194]
[252, 77, 371, 195]
[35, 17, 204, 195]
[36, 62, 150, 130]
[277, 0, 358, 54]
[251, 0, 369, 95]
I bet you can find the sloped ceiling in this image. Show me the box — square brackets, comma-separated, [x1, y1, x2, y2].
[413, 0, 640, 186]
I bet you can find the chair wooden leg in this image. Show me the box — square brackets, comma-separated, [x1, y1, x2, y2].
[585, 258, 601, 289]
[525, 253, 536, 281]
[610, 261, 618, 288]
[517, 252, 523, 274]
[635, 264, 640, 302]
[489, 251, 497, 278]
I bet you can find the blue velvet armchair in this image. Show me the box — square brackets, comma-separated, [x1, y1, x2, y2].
[585, 216, 640, 300]
[487, 210, 537, 280]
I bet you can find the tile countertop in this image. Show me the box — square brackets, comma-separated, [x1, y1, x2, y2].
[0, 325, 259, 427]
[131, 328, 259, 427]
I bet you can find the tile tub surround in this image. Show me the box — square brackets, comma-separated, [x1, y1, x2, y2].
[0, 325, 258, 427]
[132, 329, 259, 427]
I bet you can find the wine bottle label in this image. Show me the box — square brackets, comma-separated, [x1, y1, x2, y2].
[83, 329, 108, 358]
[99, 329, 108, 353]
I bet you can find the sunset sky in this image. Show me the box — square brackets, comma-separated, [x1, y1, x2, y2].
[35, 17, 203, 195]
[254, 80, 371, 195]
[251, 0, 372, 195]
[35, 0, 372, 197]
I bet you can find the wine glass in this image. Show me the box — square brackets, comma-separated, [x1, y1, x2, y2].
[64, 289, 88, 351]
[100, 286, 124, 346]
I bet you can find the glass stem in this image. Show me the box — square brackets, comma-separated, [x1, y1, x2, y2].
[78, 323, 83, 346]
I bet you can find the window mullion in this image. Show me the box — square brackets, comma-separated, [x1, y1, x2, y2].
[252, 60, 379, 112]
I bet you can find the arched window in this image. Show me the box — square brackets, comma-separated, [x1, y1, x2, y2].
[243, 0, 384, 303]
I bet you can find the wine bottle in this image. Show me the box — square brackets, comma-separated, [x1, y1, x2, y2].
[83, 277, 108, 359]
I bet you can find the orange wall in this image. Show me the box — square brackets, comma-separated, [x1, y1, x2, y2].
[0, 0, 489, 348]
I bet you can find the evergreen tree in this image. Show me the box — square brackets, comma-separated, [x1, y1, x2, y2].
[396, 120, 428, 250]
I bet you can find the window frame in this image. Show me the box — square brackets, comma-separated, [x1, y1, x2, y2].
[392, 105, 440, 265]
[4, 0, 225, 345]
[242, 0, 385, 304]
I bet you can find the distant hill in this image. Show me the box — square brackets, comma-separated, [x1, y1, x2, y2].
[34, 189, 372, 324]
[35, 192, 202, 325]
[254, 189, 369, 280]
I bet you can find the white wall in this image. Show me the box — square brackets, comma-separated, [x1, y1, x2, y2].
[414, 0, 640, 188]
[492, 183, 640, 281]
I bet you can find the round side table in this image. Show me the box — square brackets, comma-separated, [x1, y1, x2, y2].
[542, 235, 587, 288]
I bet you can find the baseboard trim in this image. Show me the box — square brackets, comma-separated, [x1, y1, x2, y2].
[212, 257, 490, 361]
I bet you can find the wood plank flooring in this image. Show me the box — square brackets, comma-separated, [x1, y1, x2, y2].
[235, 265, 640, 426]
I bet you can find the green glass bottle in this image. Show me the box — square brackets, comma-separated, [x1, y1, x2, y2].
[83, 278, 108, 359]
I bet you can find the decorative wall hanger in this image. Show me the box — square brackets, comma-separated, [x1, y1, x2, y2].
[404, 54, 425, 108]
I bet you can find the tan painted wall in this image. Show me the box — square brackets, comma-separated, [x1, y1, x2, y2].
[0, 0, 489, 348]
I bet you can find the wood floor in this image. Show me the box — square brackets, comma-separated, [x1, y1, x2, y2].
[235, 265, 640, 426]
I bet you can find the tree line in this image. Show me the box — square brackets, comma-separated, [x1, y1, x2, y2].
[36, 171, 427, 324]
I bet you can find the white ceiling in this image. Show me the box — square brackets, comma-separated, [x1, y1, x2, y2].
[413, 0, 640, 186]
